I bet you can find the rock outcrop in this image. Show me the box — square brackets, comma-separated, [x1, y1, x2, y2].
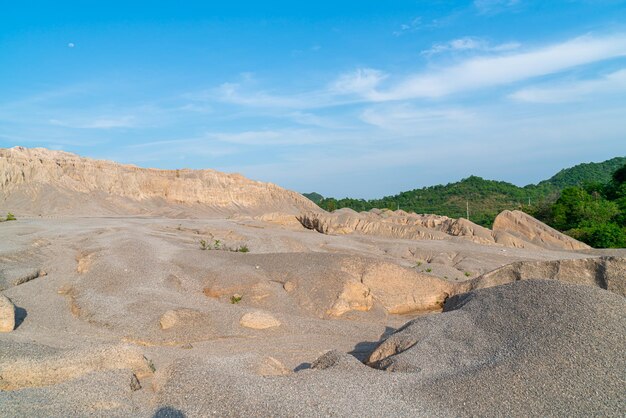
[298, 207, 589, 250]
[492, 209, 591, 250]
[298, 208, 497, 244]
[0, 147, 320, 216]
[458, 256, 626, 296]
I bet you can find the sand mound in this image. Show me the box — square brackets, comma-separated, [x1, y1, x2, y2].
[0, 146, 319, 217]
[367, 280, 626, 415]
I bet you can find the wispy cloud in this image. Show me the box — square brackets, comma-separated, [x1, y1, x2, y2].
[49, 115, 136, 129]
[330, 68, 388, 96]
[393, 17, 422, 36]
[374, 33, 626, 100]
[510, 68, 626, 103]
[474, 0, 522, 15]
[360, 104, 478, 134]
[421, 37, 521, 56]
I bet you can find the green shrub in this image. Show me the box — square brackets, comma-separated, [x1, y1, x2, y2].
[6, 213, 16, 221]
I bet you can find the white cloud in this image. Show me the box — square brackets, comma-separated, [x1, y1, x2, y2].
[510, 68, 626, 103]
[374, 33, 626, 100]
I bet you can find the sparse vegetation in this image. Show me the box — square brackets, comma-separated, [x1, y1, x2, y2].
[425, 268, 432, 273]
[230, 295, 242, 304]
[464, 272, 472, 277]
[200, 239, 250, 253]
[5, 212, 16, 221]
[415, 261, 422, 267]
[144, 356, 156, 373]
[236, 245, 250, 253]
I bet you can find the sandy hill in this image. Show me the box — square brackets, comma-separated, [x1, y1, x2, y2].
[0, 147, 320, 217]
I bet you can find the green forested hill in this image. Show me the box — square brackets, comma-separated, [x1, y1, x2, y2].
[305, 156, 626, 228]
[541, 157, 626, 188]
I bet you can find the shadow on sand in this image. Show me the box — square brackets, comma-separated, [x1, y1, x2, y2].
[14, 306, 27, 329]
[153, 406, 186, 418]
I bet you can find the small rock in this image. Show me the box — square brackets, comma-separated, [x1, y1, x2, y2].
[240, 311, 281, 329]
[159, 308, 204, 330]
[256, 356, 291, 376]
[0, 293, 15, 332]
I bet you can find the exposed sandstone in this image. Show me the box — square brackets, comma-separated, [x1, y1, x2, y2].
[492, 209, 591, 250]
[458, 256, 626, 296]
[0, 345, 153, 390]
[297, 209, 495, 244]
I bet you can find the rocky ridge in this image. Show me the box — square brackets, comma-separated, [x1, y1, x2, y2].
[0, 147, 320, 216]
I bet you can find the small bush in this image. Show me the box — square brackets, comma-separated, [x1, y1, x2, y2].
[230, 295, 242, 304]
[425, 268, 432, 273]
[464, 271, 472, 277]
[237, 245, 249, 253]
[200, 239, 209, 250]
[6, 213, 16, 221]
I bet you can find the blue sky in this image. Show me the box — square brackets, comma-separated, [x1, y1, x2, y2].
[1, 1, 626, 198]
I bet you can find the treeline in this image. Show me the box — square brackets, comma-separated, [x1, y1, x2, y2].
[303, 157, 626, 248]
[532, 165, 626, 248]
[310, 176, 555, 227]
